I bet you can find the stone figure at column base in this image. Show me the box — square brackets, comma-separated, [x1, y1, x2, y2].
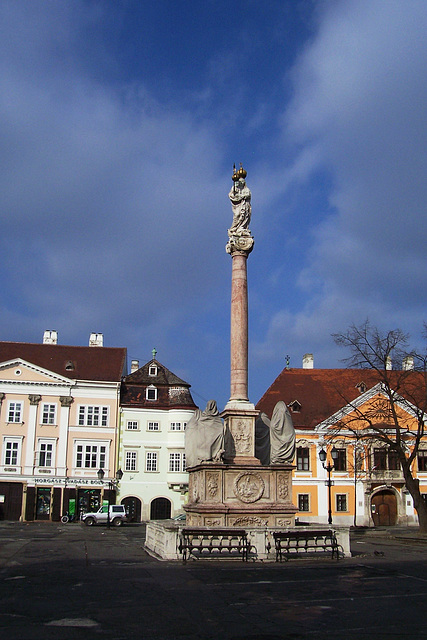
[254, 401, 296, 465]
[185, 400, 225, 468]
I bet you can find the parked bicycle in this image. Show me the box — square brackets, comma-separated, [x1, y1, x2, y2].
[61, 512, 77, 523]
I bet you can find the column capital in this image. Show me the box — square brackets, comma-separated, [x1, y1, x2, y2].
[226, 234, 254, 256]
[60, 396, 74, 408]
[28, 394, 41, 405]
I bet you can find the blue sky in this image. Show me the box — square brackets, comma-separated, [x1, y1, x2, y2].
[1, 0, 427, 410]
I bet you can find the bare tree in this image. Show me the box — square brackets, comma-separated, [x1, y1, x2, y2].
[332, 320, 427, 532]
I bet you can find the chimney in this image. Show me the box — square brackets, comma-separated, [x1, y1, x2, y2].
[89, 333, 103, 347]
[43, 330, 58, 345]
[385, 356, 392, 370]
[402, 356, 414, 371]
[302, 353, 314, 369]
[131, 359, 139, 373]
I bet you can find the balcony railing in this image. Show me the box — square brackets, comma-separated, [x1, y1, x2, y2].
[370, 469, 404, 480]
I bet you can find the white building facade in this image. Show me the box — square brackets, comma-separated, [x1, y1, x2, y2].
[118, 357, 196, 521]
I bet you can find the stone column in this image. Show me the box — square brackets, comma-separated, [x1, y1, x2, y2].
[223, 165, 258, 463]
[230, 250, 249, 402]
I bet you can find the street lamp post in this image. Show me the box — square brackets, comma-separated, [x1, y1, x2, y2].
[97, 468, 124, 529]
[319, 446, 338, 525]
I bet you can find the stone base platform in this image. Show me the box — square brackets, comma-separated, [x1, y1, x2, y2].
[145, 520, 351, 561]
[184, 462, 297, 528]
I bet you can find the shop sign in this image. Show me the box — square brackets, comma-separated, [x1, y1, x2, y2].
[34, 477, 101, 486]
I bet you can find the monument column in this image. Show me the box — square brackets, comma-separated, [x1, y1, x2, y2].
[223, 165, 258, 463]
[181, 164, 297, 530]
[230, 250, 249, 402]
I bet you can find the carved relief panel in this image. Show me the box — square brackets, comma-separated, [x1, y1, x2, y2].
[206, 471, 221, 502]
[233, 471, 265, 503]
[276, 517, 294, 528]
[277, 472, 290, 502]
[191, 471, 204, 503]
[233, 419, 253, 456]
[204, 517, 222, 527]
[230, 515, 269, 527]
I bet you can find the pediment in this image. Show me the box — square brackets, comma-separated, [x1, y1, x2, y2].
[315, 383, 420, 433]
[0, 358, 72, 385]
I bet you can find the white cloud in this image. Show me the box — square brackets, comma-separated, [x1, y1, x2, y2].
[255, 0, 427, 368]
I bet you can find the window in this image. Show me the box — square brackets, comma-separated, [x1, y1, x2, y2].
[334, 449, 347, 472]
[289, 400, 301, 413]
[148, 421, 159, 431]
[8, 402, 23, 423]
[296, 447, 310, 471]
[78, 406, 109, 427]
[125, 451, 137, 472]
[170, 422, 183, 431]
[126, 420, 139, 430]
[42, 404, 56, 425]
[169, 452, 185, 472]
[373, 448, 387, 470]
[4, 440, 20, 465]
[298, 494, 310, 512]
[38, 442, 53, 467]
[75, 443, 107, 469]
[336, 494, 348, 512]
[146, 451, 158, 472]
[388, 449, 400, 470]
[149, 366, 157, 376]
[418, 451, 427, 472]
[146, 386, 157, 401]
[373, 448, 400, 471]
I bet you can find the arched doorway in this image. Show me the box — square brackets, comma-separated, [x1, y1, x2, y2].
[121, 496, 142, 522]
[150, 497, 171, 520]
[371, 490, 398, 526]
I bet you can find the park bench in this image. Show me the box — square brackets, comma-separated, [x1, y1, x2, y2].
[178, 528, 249, 562]
[273, 529, 339, 562]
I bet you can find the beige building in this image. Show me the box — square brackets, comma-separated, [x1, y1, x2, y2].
[0, 332, 126, 521]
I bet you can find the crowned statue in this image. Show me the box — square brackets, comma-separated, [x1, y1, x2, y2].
[226, 164, 254, 254]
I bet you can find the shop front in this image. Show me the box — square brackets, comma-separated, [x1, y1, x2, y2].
[0, 482, 23, 520]
[23, 480, 115, 522]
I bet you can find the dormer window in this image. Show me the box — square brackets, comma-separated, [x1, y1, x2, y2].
[289, 400, 301, 413]
[149, 365, 157, 377]
[356, 381, 367, 394]
[65, 361, 75, 371]
[146, 385, 157, 401]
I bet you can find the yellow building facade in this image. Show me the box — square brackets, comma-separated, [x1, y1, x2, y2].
[257, 361, 427, 527]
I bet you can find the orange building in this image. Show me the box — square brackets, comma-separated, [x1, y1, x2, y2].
[257, 355, 427, 527]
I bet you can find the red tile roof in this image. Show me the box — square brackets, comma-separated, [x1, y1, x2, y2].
[256, 368, 426, 429]
[0, 341, 127, 382]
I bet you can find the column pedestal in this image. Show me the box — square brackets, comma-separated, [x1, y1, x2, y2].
[185, 462, 297, 528]
[221, 406, 259, 465]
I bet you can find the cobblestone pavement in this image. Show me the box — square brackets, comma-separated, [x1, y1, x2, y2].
[1, 522, 427, 640]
